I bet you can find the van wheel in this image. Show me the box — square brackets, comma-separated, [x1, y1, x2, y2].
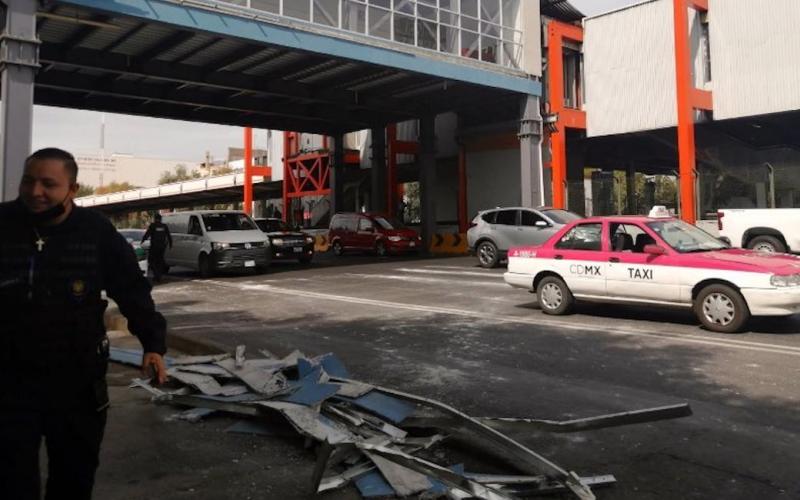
[198, 254, 214, 278]
[694, 284, 750, 333]
[747, 235, 785, 254]
[537, 276, 574, 315]
[375, 241, 387, 257]
[332, 241, 344, 256]
[477, 241, 499, 268]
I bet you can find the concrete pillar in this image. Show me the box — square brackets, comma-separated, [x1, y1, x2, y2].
[566, 140, 587, 215]
[0, 0, 38, 201]
[370, 127, 386, 213]
[419, 115, 436, 252]
[519, 95, 544, 208]
[329, 134, 344, 215]
[626, 164, 637, 214]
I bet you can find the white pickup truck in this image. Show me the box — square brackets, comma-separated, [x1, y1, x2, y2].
[717, 209, 800, 254]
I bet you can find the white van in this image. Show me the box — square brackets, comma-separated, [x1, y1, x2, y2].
[162, 210, 270, 277]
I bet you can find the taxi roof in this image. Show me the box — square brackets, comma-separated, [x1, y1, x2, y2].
[577, 215, 679, 224]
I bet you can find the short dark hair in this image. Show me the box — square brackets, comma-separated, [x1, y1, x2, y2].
[154, 213, 162, 221]
[25, 148, 79, 184]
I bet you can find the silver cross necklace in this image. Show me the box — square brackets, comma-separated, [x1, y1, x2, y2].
[33, 228, 46, 252]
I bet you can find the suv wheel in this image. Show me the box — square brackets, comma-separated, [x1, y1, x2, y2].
[375, 241, 387, 257]
[694, 284, 750, 333]
[747, 235, 786, 254]
[198, 254, 214, 278]
[332, 241, 344, 256]
[477, 241, 499, 268]
[537, 276, 574, 315]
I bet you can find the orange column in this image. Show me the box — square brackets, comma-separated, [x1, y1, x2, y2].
[548, 26, 566, 209]
[243, 127, 253, 215]
[458, 144, 468, 232]
[673, 0, 696, 223]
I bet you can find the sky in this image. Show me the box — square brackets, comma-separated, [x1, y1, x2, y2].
[32, 0, 636, 163]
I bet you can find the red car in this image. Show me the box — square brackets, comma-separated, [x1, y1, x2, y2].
[329, 213, 421, 256]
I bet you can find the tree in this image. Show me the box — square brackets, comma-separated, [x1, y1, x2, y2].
[76, 184, 95, 198]
[159, 164, 201, 185]
[94, 182, 139, 195]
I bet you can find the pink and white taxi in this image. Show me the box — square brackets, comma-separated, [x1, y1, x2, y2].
[504, 209, 800, 333]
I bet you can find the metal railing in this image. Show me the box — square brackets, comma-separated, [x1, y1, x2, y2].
[190, 0, 525, 70]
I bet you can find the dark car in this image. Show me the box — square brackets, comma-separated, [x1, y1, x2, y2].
[255, 218, 315, 264]
[328, 213, 421, 256]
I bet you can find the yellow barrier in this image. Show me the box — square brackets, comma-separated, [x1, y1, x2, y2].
[429, 233, 469, 255]
[314, 234, 330, 252]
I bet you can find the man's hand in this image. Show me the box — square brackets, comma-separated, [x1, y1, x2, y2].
[142, 352, 168, 385]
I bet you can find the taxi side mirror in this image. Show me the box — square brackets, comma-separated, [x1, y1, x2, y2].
[643, 244, 666, 256]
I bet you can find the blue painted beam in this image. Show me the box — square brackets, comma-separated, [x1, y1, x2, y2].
[57, 0, 541, 96]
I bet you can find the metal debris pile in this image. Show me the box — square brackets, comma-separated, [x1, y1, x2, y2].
[113, 346, 692, 500]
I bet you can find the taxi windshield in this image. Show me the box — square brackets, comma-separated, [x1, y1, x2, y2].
[646, 220, 728, 253]
[202, 213, 257, 232]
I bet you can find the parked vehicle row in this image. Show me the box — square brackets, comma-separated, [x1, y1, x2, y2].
[717, 208, 800, 254]
[328, 212, 421, 257]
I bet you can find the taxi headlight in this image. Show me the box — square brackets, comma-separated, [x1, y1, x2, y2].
[271, 238, 284, 246]
[212, 242, 230, 250]
[388, 236, 403, 242]
[305, 236, 314, 244]
[770, 274, 800, 287]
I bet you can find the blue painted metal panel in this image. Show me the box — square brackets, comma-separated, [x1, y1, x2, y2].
[355, 470, 396, 497]
[337, 391, 416, 424]
[58, 0, 541, 96]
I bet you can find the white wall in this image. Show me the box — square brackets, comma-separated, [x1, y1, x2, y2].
[709, 0, 800, 120]
[466, 148, 521, 218]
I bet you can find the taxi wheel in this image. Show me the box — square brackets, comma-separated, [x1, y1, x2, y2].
[537, 276, 574, 315]
[477, 241, 499, 268]
[332, 241, 344, 256]
[747, 235, 785, 254]
[694, 284, 750, 333]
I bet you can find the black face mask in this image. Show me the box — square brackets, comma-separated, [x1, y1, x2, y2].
[22, 194, 71, 226]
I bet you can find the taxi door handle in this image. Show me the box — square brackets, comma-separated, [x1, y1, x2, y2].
[609, 257, 620, 263]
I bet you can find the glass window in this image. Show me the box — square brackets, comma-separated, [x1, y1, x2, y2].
[461, 30, 479, 59]
[374, 216, 405, 229]
[440, 25, 458, 54]
[369, 6, 392, 39]
[461, 15, 478, 31]
[609, 223, 644, 252]
[418, 19, 437, 50]
[481, 35, 499, 63]
[440, 10, 458, 26]
[520, 210, 546, 227]
[541, 209, 582, 225]
[358, 217, 375, 231]
[461, 0, 477, 17]
[439, 0, 458, 10]
[495, 210, 517, 225]
[202, 213, 257, 232]
[481, 211, 497, 224]
[284, 0, 311, 20]
[369, 0, 390, 7]
[250, 0, 280, 13]
[501, 0, 519, 28]
[646, 220, 727, 253]
[394, 14, 415, 45]
[418, 4, 437, 20]
[313, 0, 340, 26]
[188, 216, 203, 236]
[343, 0, 367, 33]
[394, 0, 414, 14]
[481, 0, 500, 22]
[555, 223, 603, 251]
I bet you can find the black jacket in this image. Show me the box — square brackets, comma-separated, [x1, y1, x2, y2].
[142, 221, 172, 249]
[0, 200, 167, 410]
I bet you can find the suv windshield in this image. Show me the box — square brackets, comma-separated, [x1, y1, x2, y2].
[373, 216, 405, 230]
[646, 219, 728, 253]
[542, 209, 582, 224]
[257, 219, 289, 232]
[202, 213, 257, 232]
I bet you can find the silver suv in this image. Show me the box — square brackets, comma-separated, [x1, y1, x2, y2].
[467, 207, 582, 268]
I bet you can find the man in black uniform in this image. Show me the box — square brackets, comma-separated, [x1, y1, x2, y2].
[141, 213, 172, 282]
[0, 148, 168, 500]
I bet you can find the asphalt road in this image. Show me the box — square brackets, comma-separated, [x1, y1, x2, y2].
[149, 253, 800, 499]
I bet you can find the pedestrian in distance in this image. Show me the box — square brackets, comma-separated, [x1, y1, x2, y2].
[141, 212, 173, 282]
[0, 147, 168, 500]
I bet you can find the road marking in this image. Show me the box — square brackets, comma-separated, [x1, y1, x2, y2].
[203, 280, 800, 358]
[398, 268, 504, 279]
[344, 273, 507, 287]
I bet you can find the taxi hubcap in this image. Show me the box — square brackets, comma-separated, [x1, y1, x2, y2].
[479, 244, 495, 264]
[703, 293, 735, 326]
[540, 283, 563, 310]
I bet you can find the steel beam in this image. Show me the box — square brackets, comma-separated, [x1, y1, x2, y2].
[370, 127, 387, 212]
[0, 0, 38, 201]
[419, 115, 437, 252]
[519, 95, 544, 208]
[329, 134, 345, 216]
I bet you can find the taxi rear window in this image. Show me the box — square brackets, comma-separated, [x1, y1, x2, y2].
[555, 223, 603, 251]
